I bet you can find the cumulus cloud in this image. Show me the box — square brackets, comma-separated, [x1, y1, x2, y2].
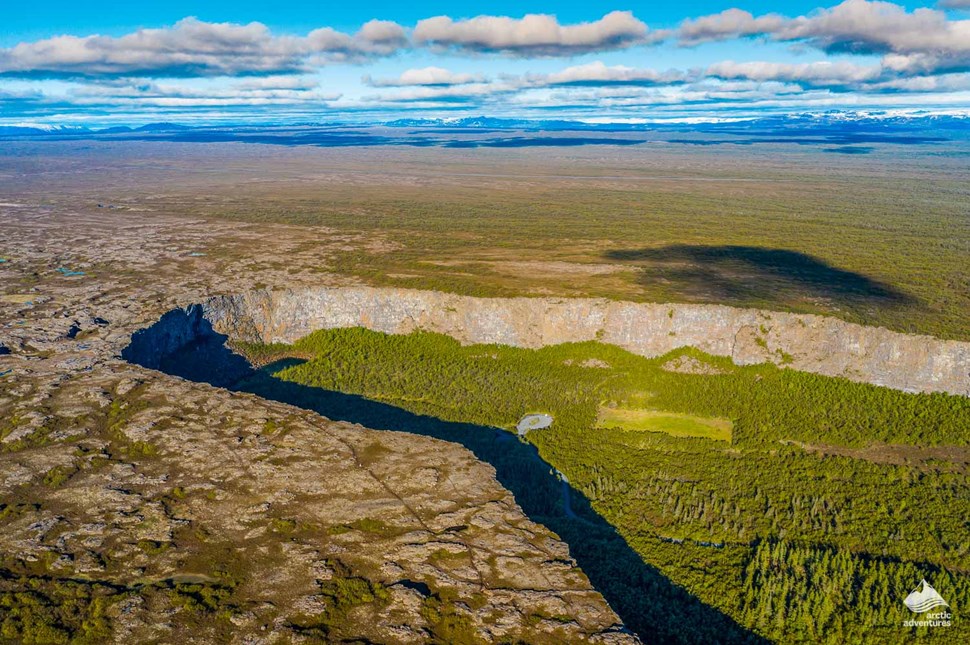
[354, 20, 409, 49]
[364, 66, 483, 87]
[414, 11, 662, 56]
[0, 17, 408, 79]
[937, 0, 970, 9]
[679, 9, 785, 45]
[679, 1, 970, 75]
[778, 1, 966, 53]
[779, 0, 970, 73]
[706, 60, 882, 87]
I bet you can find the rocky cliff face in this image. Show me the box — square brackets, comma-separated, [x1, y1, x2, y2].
[122, 305, 212, 369]
[204, 287, 970, 396]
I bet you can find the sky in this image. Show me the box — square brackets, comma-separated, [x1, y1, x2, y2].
[2, 1, 970, 125]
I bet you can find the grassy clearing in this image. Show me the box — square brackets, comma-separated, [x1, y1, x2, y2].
[597, 407, 732, 442]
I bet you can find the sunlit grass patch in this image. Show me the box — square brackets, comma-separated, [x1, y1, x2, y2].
[597, 407, 732, 442]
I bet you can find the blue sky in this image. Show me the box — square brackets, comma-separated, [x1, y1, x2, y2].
[1, 1, 969, 125]
[0, 2, 852, 41]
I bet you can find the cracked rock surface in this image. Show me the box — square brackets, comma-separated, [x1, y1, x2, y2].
[0, 207, 634, 643]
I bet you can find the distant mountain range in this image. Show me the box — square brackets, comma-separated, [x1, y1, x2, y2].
[0, 111, 970, 137]
[385, 111, 970, 132]
[2, 112, 968, 149]
[0, 122, 193, 136]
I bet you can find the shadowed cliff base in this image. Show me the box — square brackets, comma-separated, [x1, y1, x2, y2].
[122, 310, 769, 644]
[604, 245, 915, 311]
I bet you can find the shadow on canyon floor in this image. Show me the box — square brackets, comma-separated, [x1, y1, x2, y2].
[122, 310, 768, 644]
[605, 244, 915, 310]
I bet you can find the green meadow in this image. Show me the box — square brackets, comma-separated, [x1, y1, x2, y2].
[596, 408, 733, 442]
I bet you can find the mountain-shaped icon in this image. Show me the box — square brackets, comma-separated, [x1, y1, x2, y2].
[904, 579, 949, 613]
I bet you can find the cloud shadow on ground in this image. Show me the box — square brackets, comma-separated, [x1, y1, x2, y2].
[604, 244, 914, 309]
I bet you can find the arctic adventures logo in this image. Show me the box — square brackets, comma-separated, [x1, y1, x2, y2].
[902, 579, 952, 629]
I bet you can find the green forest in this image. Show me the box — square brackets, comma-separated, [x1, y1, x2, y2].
[235, 328, 970, 643]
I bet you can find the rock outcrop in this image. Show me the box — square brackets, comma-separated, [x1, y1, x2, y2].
[202, 286, 970, 396]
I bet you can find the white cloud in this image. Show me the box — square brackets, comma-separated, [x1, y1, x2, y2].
[68, 78, 341, 107]
[679, 9, 785, 45]
[0, 17, 408, 78]
[413, 11, 662, 56]
[4, 3, 970, 119]
[777, 0, 969, 57]
[523, 61, 689, 86]
[356, 56, 970, 110]
[364, 83, 502, 103]
[706, 60, 882, 87]
[364, 66, 483, 87]
[679, 1, 970, 74]
[234, 76, 321, 91]
[864, 72, 970, 91]
[355, 20, 409, 49]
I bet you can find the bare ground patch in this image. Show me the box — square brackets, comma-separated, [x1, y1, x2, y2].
[661, 355, 728, 375]
[781, 440, 970, 473]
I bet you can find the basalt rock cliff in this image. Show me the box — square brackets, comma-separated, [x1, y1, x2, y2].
[198, 286, 970, 396]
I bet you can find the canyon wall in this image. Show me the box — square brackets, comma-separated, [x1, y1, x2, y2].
[201, 287, 970, 396]
[123, 304, 213, 369]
